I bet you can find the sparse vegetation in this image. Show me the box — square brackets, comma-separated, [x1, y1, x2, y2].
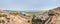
[32, 15, 42, 24]
[0, 14, 7, 17]
[10, 12, 19, 16]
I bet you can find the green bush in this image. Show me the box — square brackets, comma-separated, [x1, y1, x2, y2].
[32, 16, 42, 24]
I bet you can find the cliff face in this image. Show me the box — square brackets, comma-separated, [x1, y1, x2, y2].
[52, 7, 60, 14]
[39, 7, 60, 24]
[47, 7, 60, 24]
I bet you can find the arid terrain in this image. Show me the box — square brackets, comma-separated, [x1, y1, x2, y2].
[0, 7, 60, 24]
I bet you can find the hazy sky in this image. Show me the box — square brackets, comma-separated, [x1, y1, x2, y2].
[0, 0, 60, 10]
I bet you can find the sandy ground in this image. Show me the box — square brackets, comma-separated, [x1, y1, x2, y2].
[8, 15, 30, 24]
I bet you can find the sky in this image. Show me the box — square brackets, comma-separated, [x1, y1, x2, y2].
[0, 0, 60, 11]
